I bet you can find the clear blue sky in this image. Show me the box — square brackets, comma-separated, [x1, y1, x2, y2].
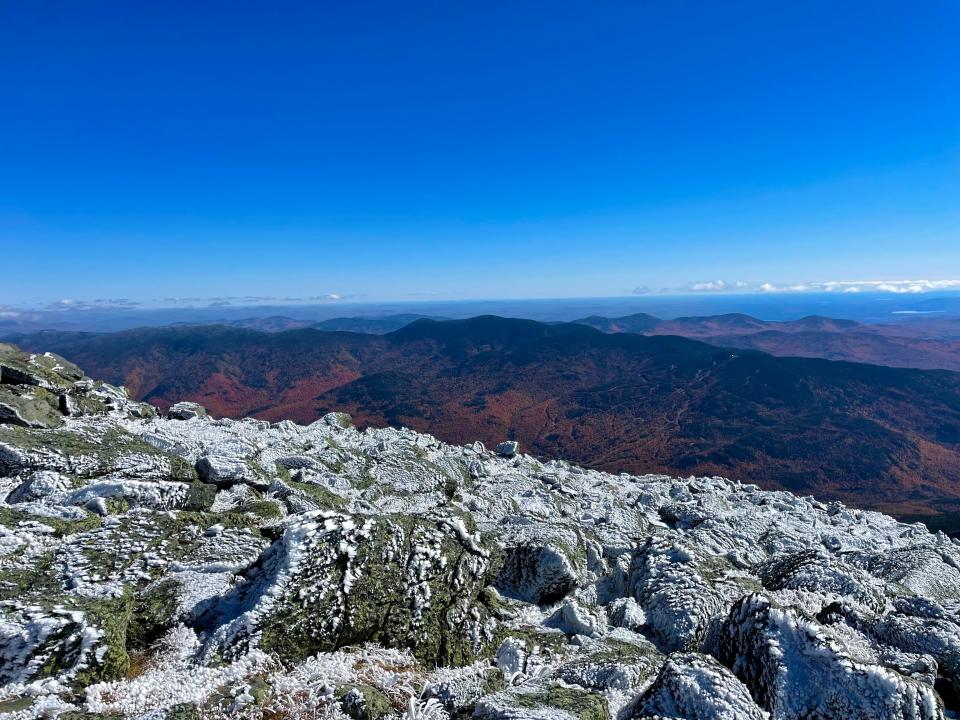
[1, 1, 958, 307]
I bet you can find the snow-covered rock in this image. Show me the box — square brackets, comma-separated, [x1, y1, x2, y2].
[496, 441, 520, 457]
[166, 401, 207, 420]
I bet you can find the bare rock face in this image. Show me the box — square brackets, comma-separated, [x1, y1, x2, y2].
[0, 341, 958, 720]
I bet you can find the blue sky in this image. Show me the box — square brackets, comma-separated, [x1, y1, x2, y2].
[1, 1, 958, 307]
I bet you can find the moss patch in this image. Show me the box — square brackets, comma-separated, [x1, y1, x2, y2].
[0, 506, 102, 537]
[285, 479, 347, 510]
[0, 696, 34, 714]
[127, 578, 182, 651]
[337, 683, 395, 720]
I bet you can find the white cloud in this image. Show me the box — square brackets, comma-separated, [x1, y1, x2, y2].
[688, 279, 960, 295]
[689, 280, 754, 292]
[690, 280, 729, 292]
[819, 280, 960, 294]
[46, 298, 142, 311]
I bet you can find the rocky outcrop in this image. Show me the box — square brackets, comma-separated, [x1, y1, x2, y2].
[167, 401, 207, 421]
[195, 511, 497, 667]
[0, 344, 152, 430]
[1, 342, 959, 720]
[0, 385, 64, 428]
[496, 543, 579, 605]
[0, 344, 83, 392]
[630, 653, 766, 720]
[717, 594, 941, 719]
[496, 440, 519, 457]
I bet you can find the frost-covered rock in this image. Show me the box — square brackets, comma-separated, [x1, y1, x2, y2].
[166, 401, 207, 420]
[717, 594, 941, 719]
[630, 652, 766, 720]
[547, 600, 605, 639]
[475, 682, 608, 720]
[496, 441, 520, 458]
[606, 598, 646, 632]
[626, 535, 742, 653]
[555, 632, 662, 694]
[196, 510, 497, 666]
[196, 452, 268, 489]
[5, 470, 70, 503]
[0, 385, 64, 429]
[496, 543, 580, 605]
[0, 346, 83, 393]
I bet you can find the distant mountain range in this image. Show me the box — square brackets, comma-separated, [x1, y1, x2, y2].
[9, 315, 960, 520]
[225, 313, 447, 333]
[224, 310, 960, 372]
[8, 308, 960, 372]
[572, 312, 960, 372]
[220, 310, 960, 372]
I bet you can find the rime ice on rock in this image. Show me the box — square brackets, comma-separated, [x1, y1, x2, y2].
[495, 440, 519, 457]
[0, 342, 956, 719]
[166, 401, 208, 421]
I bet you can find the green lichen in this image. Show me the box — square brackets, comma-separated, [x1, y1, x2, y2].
[285, 479, 347, 510]
[494, 626, 569, 656]
[0, 506, 102, 537]
[337, 683, 395, 720]
[167, 454, 198, 482]
[247, 677, 271, 705]
[352, 458, 377, 491]
[127, 578, 182, 651]
[0, 425, 197, 482]
[320, 456, 347, 473]
[241, 499, 285, 522]
[0, 552, 62, 606]
[259, 515, 498, 667]
[21, 592, 135, 689]
[326, 413, 353, 429]
[105, 497, 130, 515]
[163, 705, 198, 720]
[513, 686, 608, 720]
[0, 696, 34, 714]
[184, 480, 217, 511]
[71, 593, 134, 686]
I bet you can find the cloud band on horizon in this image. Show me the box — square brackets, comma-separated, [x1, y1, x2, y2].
[683, 279, 960, 294]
